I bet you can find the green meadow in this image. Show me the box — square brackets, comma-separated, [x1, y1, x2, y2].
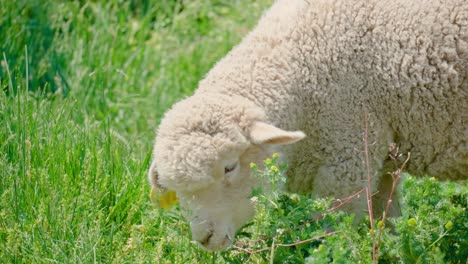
[1, 1, 466, 263]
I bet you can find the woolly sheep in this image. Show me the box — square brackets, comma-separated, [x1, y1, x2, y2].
[148, 0, 468, 251]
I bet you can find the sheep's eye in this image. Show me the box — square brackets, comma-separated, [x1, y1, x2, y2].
[224, 162, 237, 175]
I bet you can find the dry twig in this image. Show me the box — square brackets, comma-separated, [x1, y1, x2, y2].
[363, 113, 377, 263]
[233, 231, 342, 254]
[363, 114, 411, 264]
[374, 144, 411, 261]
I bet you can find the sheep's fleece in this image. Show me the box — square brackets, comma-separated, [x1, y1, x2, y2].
[149, 0, 467, 251]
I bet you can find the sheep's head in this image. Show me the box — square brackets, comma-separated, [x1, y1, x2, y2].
[148, 94, 305, 251]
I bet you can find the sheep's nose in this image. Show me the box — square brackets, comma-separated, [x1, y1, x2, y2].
[198, 232, 232, 250]
[199, 231, 214, 246]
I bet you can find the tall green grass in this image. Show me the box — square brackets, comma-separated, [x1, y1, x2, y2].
[1, 1, 271, 262]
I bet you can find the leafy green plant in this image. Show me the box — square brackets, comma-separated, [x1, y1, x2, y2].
[219, 154, 467, 264]
[394, 176, 467, 263]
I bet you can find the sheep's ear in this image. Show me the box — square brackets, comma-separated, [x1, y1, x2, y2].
[249, 122, 306, 145]
[148, 161, 178, 210]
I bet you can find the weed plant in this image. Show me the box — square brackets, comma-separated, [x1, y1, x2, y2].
[220, 155, 467, 264]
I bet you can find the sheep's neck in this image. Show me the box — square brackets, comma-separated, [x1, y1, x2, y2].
[197, 1, 314, 130]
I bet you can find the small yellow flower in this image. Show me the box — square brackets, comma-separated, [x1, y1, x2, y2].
[249, 162, 256, 169]
[270, 165, 278, 172]
[377, 220, 384, 228]
[445, 221, 453, 231]
[265, 158, 272, 165]
[408, 218, 417, 228]
[272, 153, 279, 159]
[290, 193, 300, 205]
[313, 244, 325, 253]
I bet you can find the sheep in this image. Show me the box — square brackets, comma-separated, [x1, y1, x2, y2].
[148, 0, 468, 251]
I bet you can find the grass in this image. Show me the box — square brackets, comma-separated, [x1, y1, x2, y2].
[1, 1, 271, 262]
[0, 1, 466, 263]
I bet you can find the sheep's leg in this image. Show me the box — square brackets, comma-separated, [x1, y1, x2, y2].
[310, 124, 394, 223]
[373, 160, 402, 220]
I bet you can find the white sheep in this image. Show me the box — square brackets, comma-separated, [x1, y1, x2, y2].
[148, 0, 468, 251]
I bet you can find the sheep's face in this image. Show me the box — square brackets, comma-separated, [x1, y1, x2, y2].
[148, 95, 305, 251]
[175, 145, 265, 251]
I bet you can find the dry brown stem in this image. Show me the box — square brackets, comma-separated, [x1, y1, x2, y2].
[363, 114, 411, 264]
[363, 113, 377, 263]
[233, 231, 342, 254]
[374, 144, 411, 261]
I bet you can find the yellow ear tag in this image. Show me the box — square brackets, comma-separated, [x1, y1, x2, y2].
[159, 190, 178, 210]
[150, 187, 178, 210]
[150, 187, 158, 206]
